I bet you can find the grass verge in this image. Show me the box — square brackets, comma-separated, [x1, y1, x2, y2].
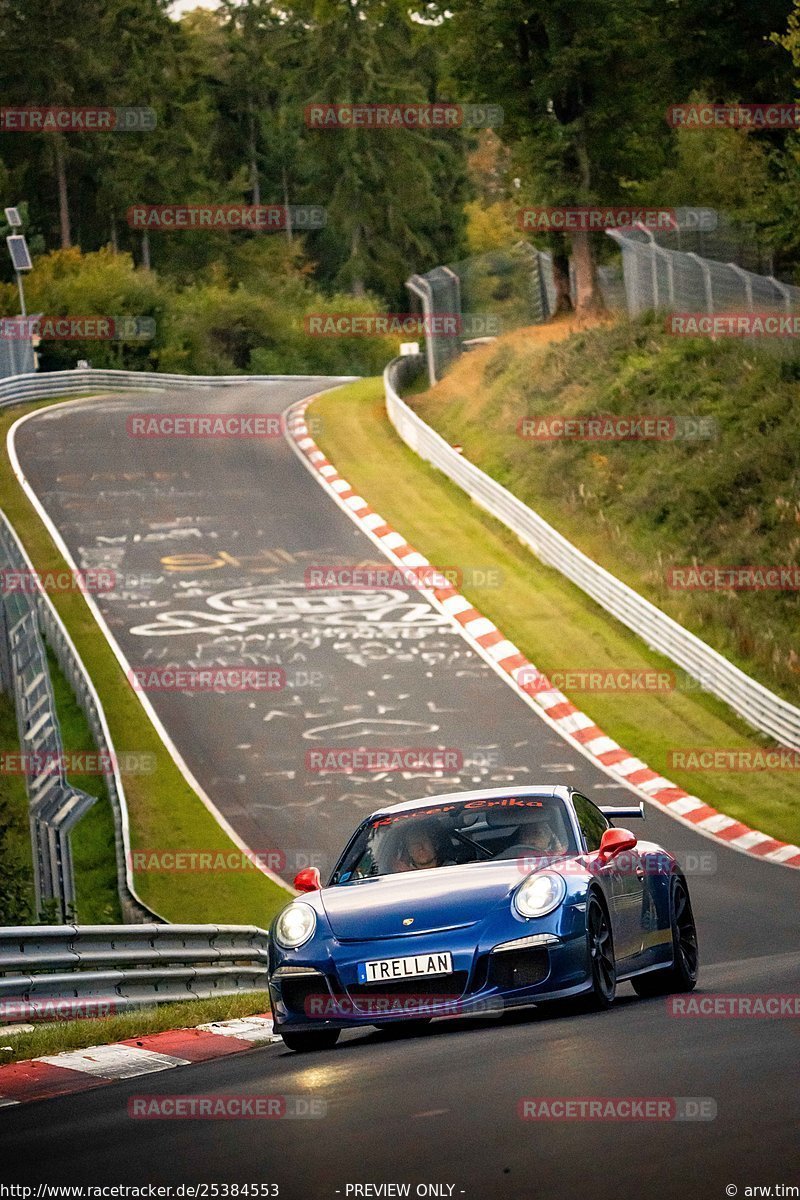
[0, 689, 35, 923]
[310, 376, 799, 845]
[0, 394, 291, 924]
[413, 315, 800, 705]
[45, 645, 122, 924]
[0, 991, 272, 1065]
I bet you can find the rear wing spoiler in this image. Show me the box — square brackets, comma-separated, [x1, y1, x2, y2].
[598, 803, 645, 821]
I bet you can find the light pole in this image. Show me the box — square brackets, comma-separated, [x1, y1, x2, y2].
[4, 207, 31, 318]
[4, 208, 36, 373]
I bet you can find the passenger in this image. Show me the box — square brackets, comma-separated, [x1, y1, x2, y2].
[391, 820, 453, 872]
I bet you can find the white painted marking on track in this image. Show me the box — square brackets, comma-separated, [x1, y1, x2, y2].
[666, 795, 705, 815]
[197, 1017, 278, 1043]
[765, 844, 800, 862]
[37, 1044, 190, 1078]
[696, 813, 738, 833]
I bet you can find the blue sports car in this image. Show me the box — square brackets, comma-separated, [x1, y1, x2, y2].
[268, 785, 699, 1051]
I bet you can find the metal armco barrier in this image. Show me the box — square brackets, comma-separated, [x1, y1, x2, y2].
[0, 366, 357, 410]
[384, 355, 800, 752]
[0, 516, 157, 925]
[0, 924, 269, 1021]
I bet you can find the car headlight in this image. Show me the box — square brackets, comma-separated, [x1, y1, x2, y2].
[274, 902, 316, 949]
[514, 872, 566, 918]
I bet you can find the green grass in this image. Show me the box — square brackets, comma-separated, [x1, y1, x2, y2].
[0, 395, 291, 925]
[0, 689, 35, 924]
[413, 314, 800, 706]
[310, 376, 799, 845]
[45, 645, 122, 924]
[0, 991, 272, 1064]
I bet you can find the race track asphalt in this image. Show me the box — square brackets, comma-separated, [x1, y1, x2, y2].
[4, 380, 798, 1197]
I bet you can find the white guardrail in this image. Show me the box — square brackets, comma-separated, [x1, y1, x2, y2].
[0, 924, 270, 1021]
[384, 354, 800, 752]
[0, 366, 356, 409]
[0, 512, 157, 924]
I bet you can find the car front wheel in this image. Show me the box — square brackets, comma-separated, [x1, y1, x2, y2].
[280, 1029, 341, 1053]
[585, 894, 617, 1009]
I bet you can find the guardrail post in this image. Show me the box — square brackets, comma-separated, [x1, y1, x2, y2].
[686, 252, 714, 314]
[406, 273, 438, 386]
[768, 275, 793, 316]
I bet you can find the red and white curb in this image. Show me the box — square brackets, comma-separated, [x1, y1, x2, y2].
[285, 396, 800, 870]
[0, 1015, 278, 1107]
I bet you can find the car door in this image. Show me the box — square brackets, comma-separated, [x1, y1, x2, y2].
[572, 794, 645, 963]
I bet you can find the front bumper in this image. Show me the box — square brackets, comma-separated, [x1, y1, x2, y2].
[269, 909, 592, 1032]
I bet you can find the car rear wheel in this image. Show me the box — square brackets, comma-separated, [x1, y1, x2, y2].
[584, 894, 617, 1009]
[632, 875, 699, 997]
[280, 1029, 341, 1052]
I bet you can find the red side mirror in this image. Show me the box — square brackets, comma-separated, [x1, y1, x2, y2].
[294, 867, 322, 893]
[598, 827, 637, 859]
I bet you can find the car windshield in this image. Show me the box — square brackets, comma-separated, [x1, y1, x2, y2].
[331, 797, 578, 883]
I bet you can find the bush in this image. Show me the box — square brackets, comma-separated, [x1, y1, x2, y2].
[0, 245, 398, 377]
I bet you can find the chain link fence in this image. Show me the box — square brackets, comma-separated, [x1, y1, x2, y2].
[607, 224, 800, 337]
[408, 244, 555, 385]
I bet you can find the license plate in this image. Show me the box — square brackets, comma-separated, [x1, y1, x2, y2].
[357, 951, 453, 985]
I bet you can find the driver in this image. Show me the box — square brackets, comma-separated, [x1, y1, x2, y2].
[501, 811, 568, 859]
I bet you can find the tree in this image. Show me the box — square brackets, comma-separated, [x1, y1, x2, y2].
[442, 0, 672, 310]
[0, 0, 119, 247]
[292, 0, 469, 304]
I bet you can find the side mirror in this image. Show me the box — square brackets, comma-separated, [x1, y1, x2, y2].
[598, 827, 637, 860]
[294, 867, 322, 893]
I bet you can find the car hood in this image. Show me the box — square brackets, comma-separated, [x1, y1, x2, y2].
[319, 862, 531, 940]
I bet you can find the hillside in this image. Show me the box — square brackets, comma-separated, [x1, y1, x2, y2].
[411, 315, 800, 705]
